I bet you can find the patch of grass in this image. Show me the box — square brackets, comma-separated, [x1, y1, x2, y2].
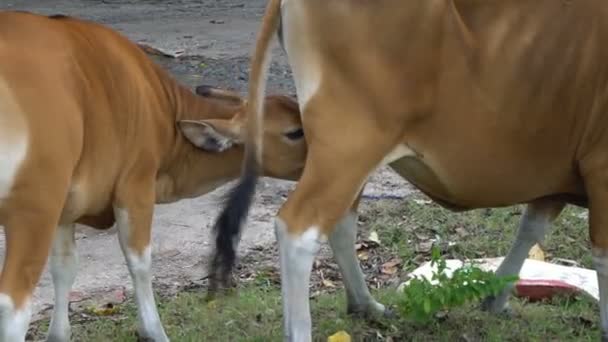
[30, 193, 596, 341]
[364, 195, 590, 271]
[36, 286, 598, 341]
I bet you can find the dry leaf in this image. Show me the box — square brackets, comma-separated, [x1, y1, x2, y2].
[528, 244, 545, 261]
[328, 330, 352, 342]
[381, 266, 398, 275]
[322, 279, 337, 288]
[454, 226, 469, 238]
[382, 258, 402, 269]
[357, 250, 370, 261]
[369, 231, 381, 244]
[381, 258, 402, 275]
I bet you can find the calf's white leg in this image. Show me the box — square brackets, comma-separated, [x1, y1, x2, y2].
[114, 207, 169, 342]
[47, 224, 78, 342]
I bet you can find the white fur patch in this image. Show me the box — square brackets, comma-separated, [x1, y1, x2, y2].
[281, 0, 321, 114]
[275, 220, 322, 341]
[381, 144, 416, 166]
[0, 294, 31, 342]
[113, 207, 169, 341]
[48, 224, 78, 341]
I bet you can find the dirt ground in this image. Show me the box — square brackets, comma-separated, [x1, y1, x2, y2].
[0, 0, 412, 322]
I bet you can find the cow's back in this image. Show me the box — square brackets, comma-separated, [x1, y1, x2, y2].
[0, 11, 176, 224]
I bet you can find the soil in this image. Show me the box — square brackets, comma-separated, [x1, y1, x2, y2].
[0, 0, 412, 322]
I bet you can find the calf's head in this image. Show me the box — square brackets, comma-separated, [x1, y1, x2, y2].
[178, 85, 306, 182]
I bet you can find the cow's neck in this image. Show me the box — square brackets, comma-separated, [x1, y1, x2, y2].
[154, 78, 244, 204]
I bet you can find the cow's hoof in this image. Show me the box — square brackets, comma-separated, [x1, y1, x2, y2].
[480, 296, 513, 317]
[347, 301, 393, 320]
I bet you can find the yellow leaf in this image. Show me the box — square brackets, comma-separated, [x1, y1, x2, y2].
[328, 330, 352, 342]
[528, 244, 545, 261]
[207, 300, 218, 310]
[91, 304, 119, 316]
[357, 250, 369, 261]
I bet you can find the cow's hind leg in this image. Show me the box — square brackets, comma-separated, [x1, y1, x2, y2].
[0, 180, 69, 341]
[329, 192, 390, 318]
[275, 95, 397, 341]
[113, 170, 168, 342]
[47, 223, 77, 342]
[481, 199, 565, 314]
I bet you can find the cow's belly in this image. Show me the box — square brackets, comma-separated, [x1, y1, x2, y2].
[59, 174, 116, 228]
[389, 150, 583, 210]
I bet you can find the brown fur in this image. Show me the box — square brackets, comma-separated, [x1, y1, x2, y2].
[236, 0, 608, 235]
[0, 10, 306, 311]
[212, 0, 608, 339]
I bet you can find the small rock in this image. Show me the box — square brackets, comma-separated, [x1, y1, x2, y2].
[454, 226, 469, 238]
[416, 240, 433, 253]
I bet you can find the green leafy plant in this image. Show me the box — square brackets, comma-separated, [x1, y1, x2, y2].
[398, 246, 519, 323]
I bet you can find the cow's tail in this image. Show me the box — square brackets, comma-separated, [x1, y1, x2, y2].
[208, 0, 283, 295]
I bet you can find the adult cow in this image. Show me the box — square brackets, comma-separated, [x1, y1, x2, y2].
[0, 11, 306, 342]
[210, 0, 608, 341]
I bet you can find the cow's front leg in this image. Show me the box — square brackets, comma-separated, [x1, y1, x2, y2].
[113, 172, 168, 342]
[583, 170, 608, 341]
[481, 200, 565, 314]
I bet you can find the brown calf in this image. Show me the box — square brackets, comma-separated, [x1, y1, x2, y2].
[0, 11, 305, 342]
[211, 1, 608, 341]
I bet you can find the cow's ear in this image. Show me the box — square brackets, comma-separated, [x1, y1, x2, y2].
[178, 119, 242, 152]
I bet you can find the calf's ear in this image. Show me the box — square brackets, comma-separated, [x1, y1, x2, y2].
[178, 119, 242, 153]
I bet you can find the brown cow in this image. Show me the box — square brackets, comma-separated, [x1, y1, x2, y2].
[211, 0, 608, 341]
[0, 11, 305, 342]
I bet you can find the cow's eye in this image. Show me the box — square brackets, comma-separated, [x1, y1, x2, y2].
[284, 128, 304, 140]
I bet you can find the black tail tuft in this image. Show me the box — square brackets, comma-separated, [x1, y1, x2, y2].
[207, 157, 259, 296]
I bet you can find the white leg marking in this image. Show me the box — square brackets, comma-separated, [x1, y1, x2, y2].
[381, 144, 416, 166]
[482, 205, 551, 312]
[275, 218, 321, 342]
[329, 212, 385, 316]
[0, 133, 28, 201]
[593, 249, 608, 340]
[114, 208, 169, 342]
[281, 1, 321, 114]
[48, 224, 78, 342]
[0, 294, 31, 342]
